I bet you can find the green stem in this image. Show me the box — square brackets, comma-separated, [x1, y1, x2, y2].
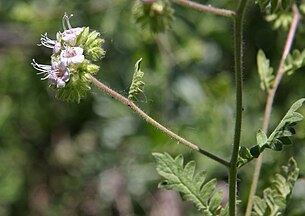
[244, 5, 301, 216]
[173, 0, 236, 17]
[229, 0, 248, 215]
[90, 75, 230, 167]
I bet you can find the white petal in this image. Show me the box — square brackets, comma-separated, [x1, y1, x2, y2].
[56, 79, 66, 88]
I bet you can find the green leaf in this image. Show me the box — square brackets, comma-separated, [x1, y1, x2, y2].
[266, 98, 305, 149]
[209, 191, 223, 213]
[256, 129, 268, 146]
[284, 49, 305, 75]
[237, 146, 253, 167]
[153, 152, 227, 214]
[250, 145, 261, 158]
[252, 158, 299, 216]
[128, 58, 145, 101]
[238, 99, 304, 166]
[257, 49, 274, 91]
[246, 99, 305, 159]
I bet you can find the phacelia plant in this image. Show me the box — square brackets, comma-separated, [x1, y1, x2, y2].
[32, 1, 305, 214]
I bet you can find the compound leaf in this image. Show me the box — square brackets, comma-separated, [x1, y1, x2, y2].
[254, 99, 304, 157]
[257, 50, 274, 91]
[284, 49, 305, 75]
[252, 158, 299, 216]
[153, 152, 226, 215]
[238, 99, 305, 166]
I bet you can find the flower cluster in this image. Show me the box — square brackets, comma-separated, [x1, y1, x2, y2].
[133, 0, 174, 33]
[32, 13, 105, 102]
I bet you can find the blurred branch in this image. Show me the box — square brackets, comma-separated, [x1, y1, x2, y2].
[90, 75, 230, 167]
[0, 26, 25, 49]
[245, 4, 301, 216]
[173, 0, 236, 17]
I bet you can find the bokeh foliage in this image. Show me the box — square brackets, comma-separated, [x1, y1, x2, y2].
[0, 0, 305, 215]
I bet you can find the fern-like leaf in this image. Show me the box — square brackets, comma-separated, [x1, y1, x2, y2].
[252, 157, 299, 216]
[238, 98, 305, 167]
[284, 49, 305, 75]
[153, 152, 227, 215]
[251, 98, 305, 157]
[257, 49, 274, 91]
[128, 58, 145, 101]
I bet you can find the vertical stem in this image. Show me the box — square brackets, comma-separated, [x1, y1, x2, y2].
[245, 5, 301, 216]
[229, 0, 248, 215]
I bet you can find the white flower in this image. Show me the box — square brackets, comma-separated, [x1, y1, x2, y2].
[32, 59, 70, 88]
[60, 47, 85, 65]
[53, 42, 62, 54]
[61, 27, 83, 46]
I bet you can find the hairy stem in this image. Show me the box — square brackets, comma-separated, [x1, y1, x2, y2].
[173, 0, 236, 17]
[229, 0, 248, 215]
[90, 75, 230, 167]
[245, 5, 301, 216]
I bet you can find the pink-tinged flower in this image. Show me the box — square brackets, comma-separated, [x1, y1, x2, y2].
[53, 42, 62, 54]
[60, 47, 85, 65]
[32, 59, 70, 88]
[61, 27, 83, 46]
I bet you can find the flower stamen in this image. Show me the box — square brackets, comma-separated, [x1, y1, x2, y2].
[38, 33, 57, 48]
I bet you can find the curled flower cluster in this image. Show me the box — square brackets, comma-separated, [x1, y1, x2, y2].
[32, 13, 105, 102]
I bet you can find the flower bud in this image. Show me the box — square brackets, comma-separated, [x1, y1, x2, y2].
[86, 47, 105, 61]
[86, 63, 100, 74]
[133, 0, 174, 33]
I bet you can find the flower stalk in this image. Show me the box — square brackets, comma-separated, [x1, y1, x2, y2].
[90, 75, 231, 167]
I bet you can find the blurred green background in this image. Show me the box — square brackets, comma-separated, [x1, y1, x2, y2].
[0, 0, 305, 215]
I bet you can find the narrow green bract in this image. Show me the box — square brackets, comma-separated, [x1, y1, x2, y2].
[128, 58, 145, 101]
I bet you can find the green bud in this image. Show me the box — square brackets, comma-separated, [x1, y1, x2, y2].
[76, 27, 90, 46]
[86, 47, 105, 61]
[85, 31, 100, 47]
[87, 63, 100, 74]
[89, 38, 105, 49]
